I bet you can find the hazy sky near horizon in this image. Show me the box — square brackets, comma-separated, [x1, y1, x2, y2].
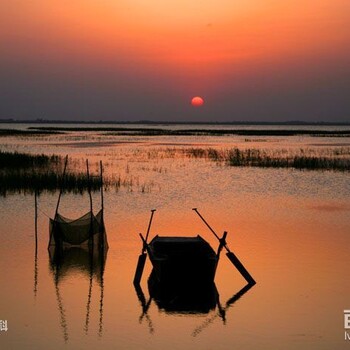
[0, 0, 349, 122]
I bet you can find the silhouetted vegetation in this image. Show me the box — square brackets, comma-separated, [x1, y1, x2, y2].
[0, 129, 62, 136]
[0, 151, 60, 170]
[0, 146, 349, 196]
[184, 147, 350, 171]
[0, 172, 103, 196]
[28, 126, 350, 137]
[0, 152, 102, 196]
[0, 151, 154, 196]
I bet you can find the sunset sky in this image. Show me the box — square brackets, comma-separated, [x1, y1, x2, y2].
[0, 0, 349, 122]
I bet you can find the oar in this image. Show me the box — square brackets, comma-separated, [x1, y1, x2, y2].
[133, 209, 156, 285]
[192, 208, 256, 285]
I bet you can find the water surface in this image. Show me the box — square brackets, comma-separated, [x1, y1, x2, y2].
[0, 128, 349, 349]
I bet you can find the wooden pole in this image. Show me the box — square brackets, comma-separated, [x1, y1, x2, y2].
[99, 161, 104, 250]
[55, 155, 68, 218]
[86, 159, 93, 213]
[100, 161, 104, 215]
[192, 208, 220, 240]
[86, 159, 94, 248]
[133, 210, 156, 285]
[144, 209, 156, 244]
[54, 155, 68, 252]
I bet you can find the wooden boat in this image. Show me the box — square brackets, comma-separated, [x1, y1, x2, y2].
[133, 209, 255, 287]
[147, 235, 218, 286]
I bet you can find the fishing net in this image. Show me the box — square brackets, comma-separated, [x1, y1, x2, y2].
[49, 209, 107, 248]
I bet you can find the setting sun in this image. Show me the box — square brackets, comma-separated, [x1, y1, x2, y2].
[191, 96, 204, 107]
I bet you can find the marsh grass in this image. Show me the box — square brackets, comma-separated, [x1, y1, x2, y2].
[0, 151, 155, 196]
[0, 129, 62, 136]
[0, 171, 103, 196]
[0, 151, 60, 169]
[28, 126, 350, 137]
[183, 147, 350, 171]
[0, 152, 104, 196]
[1, 145, 349, 196]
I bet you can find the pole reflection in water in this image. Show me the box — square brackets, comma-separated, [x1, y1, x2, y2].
[134, 270, 255, 336]
[48, 245, 108, 342]
[33, 191, 38, 298]
[134, 283, 155, 334]
[192, 282, 255, 337]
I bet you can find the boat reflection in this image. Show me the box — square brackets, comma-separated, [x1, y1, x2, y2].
[148, 270, 218, 314]
[134, 270, 255, 335]
[49, 245, 107, 342]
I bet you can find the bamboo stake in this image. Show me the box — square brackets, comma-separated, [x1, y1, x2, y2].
[55, 155, 68, 218]
[100, 161, 104, 216]
[99, 161, 104, 250]
[86, 159, 94, 248]
[133, 210, 156, 285]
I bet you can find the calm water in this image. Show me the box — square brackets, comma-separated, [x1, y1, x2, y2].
[0, 127, 350, 349]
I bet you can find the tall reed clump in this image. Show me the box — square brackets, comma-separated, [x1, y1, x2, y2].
[0, 172, 103, 196]
[0, 151, 60, 169]
[226, 148, 350, 170]
[0, 151, 102, 196]
[184, 148, 225, 162]
[185, 147, 350, 171]
[0, 129, 62, 136]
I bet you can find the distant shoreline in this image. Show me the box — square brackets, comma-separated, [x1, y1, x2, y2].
[1, 127, 349, 137]
[0, 119, 349, 126]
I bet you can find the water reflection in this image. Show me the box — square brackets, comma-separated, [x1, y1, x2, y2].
[33, 192, 38, 298]
[48, 245, 108, 342]
[134, 283, 155, 334]
[192, 282, 255, 337]
[148, 271, 218, 314]
[135, 270, 255, 336]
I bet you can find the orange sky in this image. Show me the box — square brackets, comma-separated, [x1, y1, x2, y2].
[0, 0, 349, 121]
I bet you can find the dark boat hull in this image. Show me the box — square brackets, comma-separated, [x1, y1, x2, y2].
[148, 235, 218, 286]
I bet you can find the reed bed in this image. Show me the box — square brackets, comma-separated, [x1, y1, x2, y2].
[183, 147, 350, 171]
[1, 146, 349, 196]
[0, 172, 103, 196]
[0, 151, 60, 169]
[0, 151, 155, 196]
[0, 152, 104, 196]
[28, 126, 350, 137]
[0, 129, 62, 136]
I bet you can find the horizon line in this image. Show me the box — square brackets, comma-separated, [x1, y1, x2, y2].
[0, 118, 349, 126]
